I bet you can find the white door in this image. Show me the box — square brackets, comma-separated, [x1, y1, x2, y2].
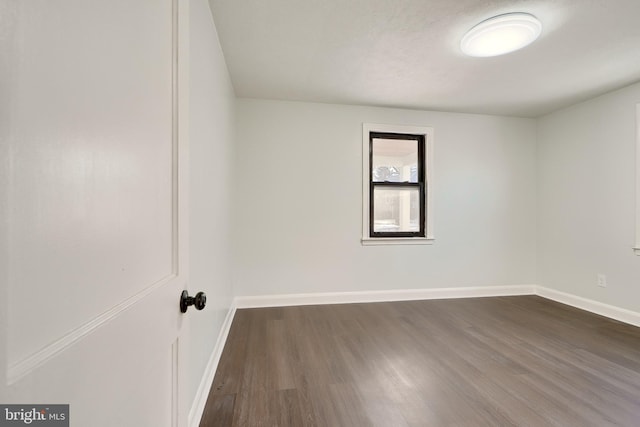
[2, 0, 191, 425]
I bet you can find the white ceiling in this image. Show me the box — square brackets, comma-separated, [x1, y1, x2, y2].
[209, 0, 640, 117]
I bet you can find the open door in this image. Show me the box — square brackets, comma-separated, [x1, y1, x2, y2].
[3, 0, 192, 425]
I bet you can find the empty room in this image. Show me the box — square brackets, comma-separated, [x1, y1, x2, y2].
[3, 0, 640, 426]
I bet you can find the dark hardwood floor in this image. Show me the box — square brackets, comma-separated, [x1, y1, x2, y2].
[199, 296, 640, 426]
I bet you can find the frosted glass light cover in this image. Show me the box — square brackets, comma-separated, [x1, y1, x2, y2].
[461, 13, 542, 57]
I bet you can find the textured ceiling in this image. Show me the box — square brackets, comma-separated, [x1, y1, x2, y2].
[209, 0, 640, 117]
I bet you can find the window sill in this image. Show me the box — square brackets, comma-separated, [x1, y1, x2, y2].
[362, 237, 434, 246]
[634, 247, 640, 255]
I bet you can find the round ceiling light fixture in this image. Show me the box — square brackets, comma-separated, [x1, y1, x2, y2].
[461, 12, 542, 57]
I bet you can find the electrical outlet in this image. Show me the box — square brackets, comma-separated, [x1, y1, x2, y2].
[597, 274, 607, 288]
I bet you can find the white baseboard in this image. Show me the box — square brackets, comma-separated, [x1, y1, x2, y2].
[235, 286, 640, 328]
[536, 286, 640, 328]
[188, 302, 237, 427]
[234, 285, 536, 308]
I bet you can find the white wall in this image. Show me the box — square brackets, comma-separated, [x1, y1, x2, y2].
[188, 0, 235, 410]
[537, 81, 640, 313]
[234, 99, 537, 296]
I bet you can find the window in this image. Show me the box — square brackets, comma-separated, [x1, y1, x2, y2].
[362, 123, 434, 245]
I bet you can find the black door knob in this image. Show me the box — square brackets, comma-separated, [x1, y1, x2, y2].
[180, 290, 207, 313]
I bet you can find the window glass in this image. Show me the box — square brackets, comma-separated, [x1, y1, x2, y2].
[372, 187, 420, 233]
[371, 138, 418, 183]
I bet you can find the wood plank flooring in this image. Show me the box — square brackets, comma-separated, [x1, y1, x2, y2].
[199, 296, 640, 426]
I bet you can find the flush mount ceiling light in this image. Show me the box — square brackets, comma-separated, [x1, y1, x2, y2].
[461, 12, 542, 57]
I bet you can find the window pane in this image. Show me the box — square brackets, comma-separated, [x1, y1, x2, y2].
[373, 187, 420, 233]
[372, 138, 418, 183]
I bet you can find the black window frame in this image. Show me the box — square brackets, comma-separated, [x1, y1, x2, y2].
[369, 131, 426, 238]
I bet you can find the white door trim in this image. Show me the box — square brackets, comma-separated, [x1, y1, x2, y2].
[7, 274, 177, 385]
